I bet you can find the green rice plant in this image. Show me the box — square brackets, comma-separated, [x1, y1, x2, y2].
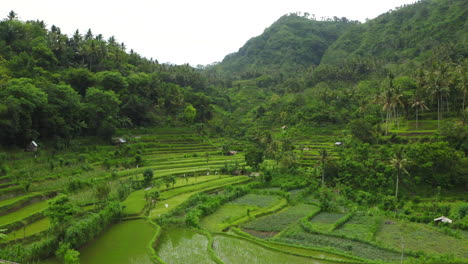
[331, 212, 354, 232]
[277, 224, 403, 262]
[229, 194, 281, 208]
[242, 203, 319, 232]
[0, 192, 45, 213]
[122, 189, 147, 216]
[334, 213, 375, 241]
[155, 228, 215, 264]
[375, 219, 468, 259]
[230, 227, 366, 263]
[309, 212, 346, 231]
[201, 204, 258, 232]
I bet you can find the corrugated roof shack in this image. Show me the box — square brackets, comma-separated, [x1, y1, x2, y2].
[26, 140, 38, 152]
[113, 137, 127, 145]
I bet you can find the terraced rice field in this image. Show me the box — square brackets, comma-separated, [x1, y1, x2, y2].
[309, 212, 346, 231]
[0, 200, 48, 227]
[276, 225, 402, 262]
[156, 228, 215, 264]
[243, 203, 319, 232]
[150, 176, 251, 218]
[201, 194, 283, 232]
[5, 217, 50, 241]
[213, 234, 340, 264]
[375, 219, 468, 259]
[333, 214, 376, 241]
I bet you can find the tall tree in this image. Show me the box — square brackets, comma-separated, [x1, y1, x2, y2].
[319, 148, 328, 186]
[390, 147, 408, 200]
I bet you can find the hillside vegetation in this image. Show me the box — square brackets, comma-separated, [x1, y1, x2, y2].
[0, 0, 466, 263]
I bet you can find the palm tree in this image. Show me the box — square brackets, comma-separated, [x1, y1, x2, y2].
[425, 65, 449, 130]
[454, 64, 467, 124]
[318, 149, 328, 186]
[411, 96, 429, 129]
[379, 87, 393, 135]
[390, 147, 409, 200]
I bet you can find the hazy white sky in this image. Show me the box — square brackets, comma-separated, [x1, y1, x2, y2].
[3, 0, 416, 66]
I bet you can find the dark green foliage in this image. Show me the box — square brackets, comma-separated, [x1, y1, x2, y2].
[0, 13, 213, 145]
[245, 148, 264, 170]
[143, 169, 154, 187]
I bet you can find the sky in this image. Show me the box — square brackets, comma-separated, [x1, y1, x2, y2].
[3, 0, 417, 66]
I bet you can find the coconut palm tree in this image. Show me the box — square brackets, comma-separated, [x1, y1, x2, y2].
[390, 147, 409, 200]
[425, 65, 449, 130]
[454, 64, 467, 124]
[411, 96, 429, 129]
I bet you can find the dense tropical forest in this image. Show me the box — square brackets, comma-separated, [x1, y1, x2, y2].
[0, 0, 466, 263]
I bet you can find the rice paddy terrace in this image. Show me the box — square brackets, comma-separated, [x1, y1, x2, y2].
[0, 127, 466, 264]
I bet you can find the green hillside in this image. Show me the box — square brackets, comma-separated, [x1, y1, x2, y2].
[213, 13, 358, 77]
[322, 0, 468, 64]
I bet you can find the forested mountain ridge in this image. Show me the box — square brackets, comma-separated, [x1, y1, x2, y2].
[321, 0, 468, 64]
[213, 13, 359, 78]
[211, 0, 467, 80]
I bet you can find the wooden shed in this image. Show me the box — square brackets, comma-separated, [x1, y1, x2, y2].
[26, 141, 38, 152]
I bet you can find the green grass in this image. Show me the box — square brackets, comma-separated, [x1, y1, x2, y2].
[0, 200, 48, 227]
[243, 203, 319, 232]
[5, 217, 50, 241]
[375, 219, 468, 259]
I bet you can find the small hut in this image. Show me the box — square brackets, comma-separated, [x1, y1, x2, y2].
[26, 141, 38, 152]
[249, 172, 261, 178]
[113, 137, 127, 145]
[226, 150, 238, 156]
[434, 216, 452, 223]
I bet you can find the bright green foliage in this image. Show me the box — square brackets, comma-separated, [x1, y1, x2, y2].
[46, 195, 77, 227]
[184, 104, 197, 123]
